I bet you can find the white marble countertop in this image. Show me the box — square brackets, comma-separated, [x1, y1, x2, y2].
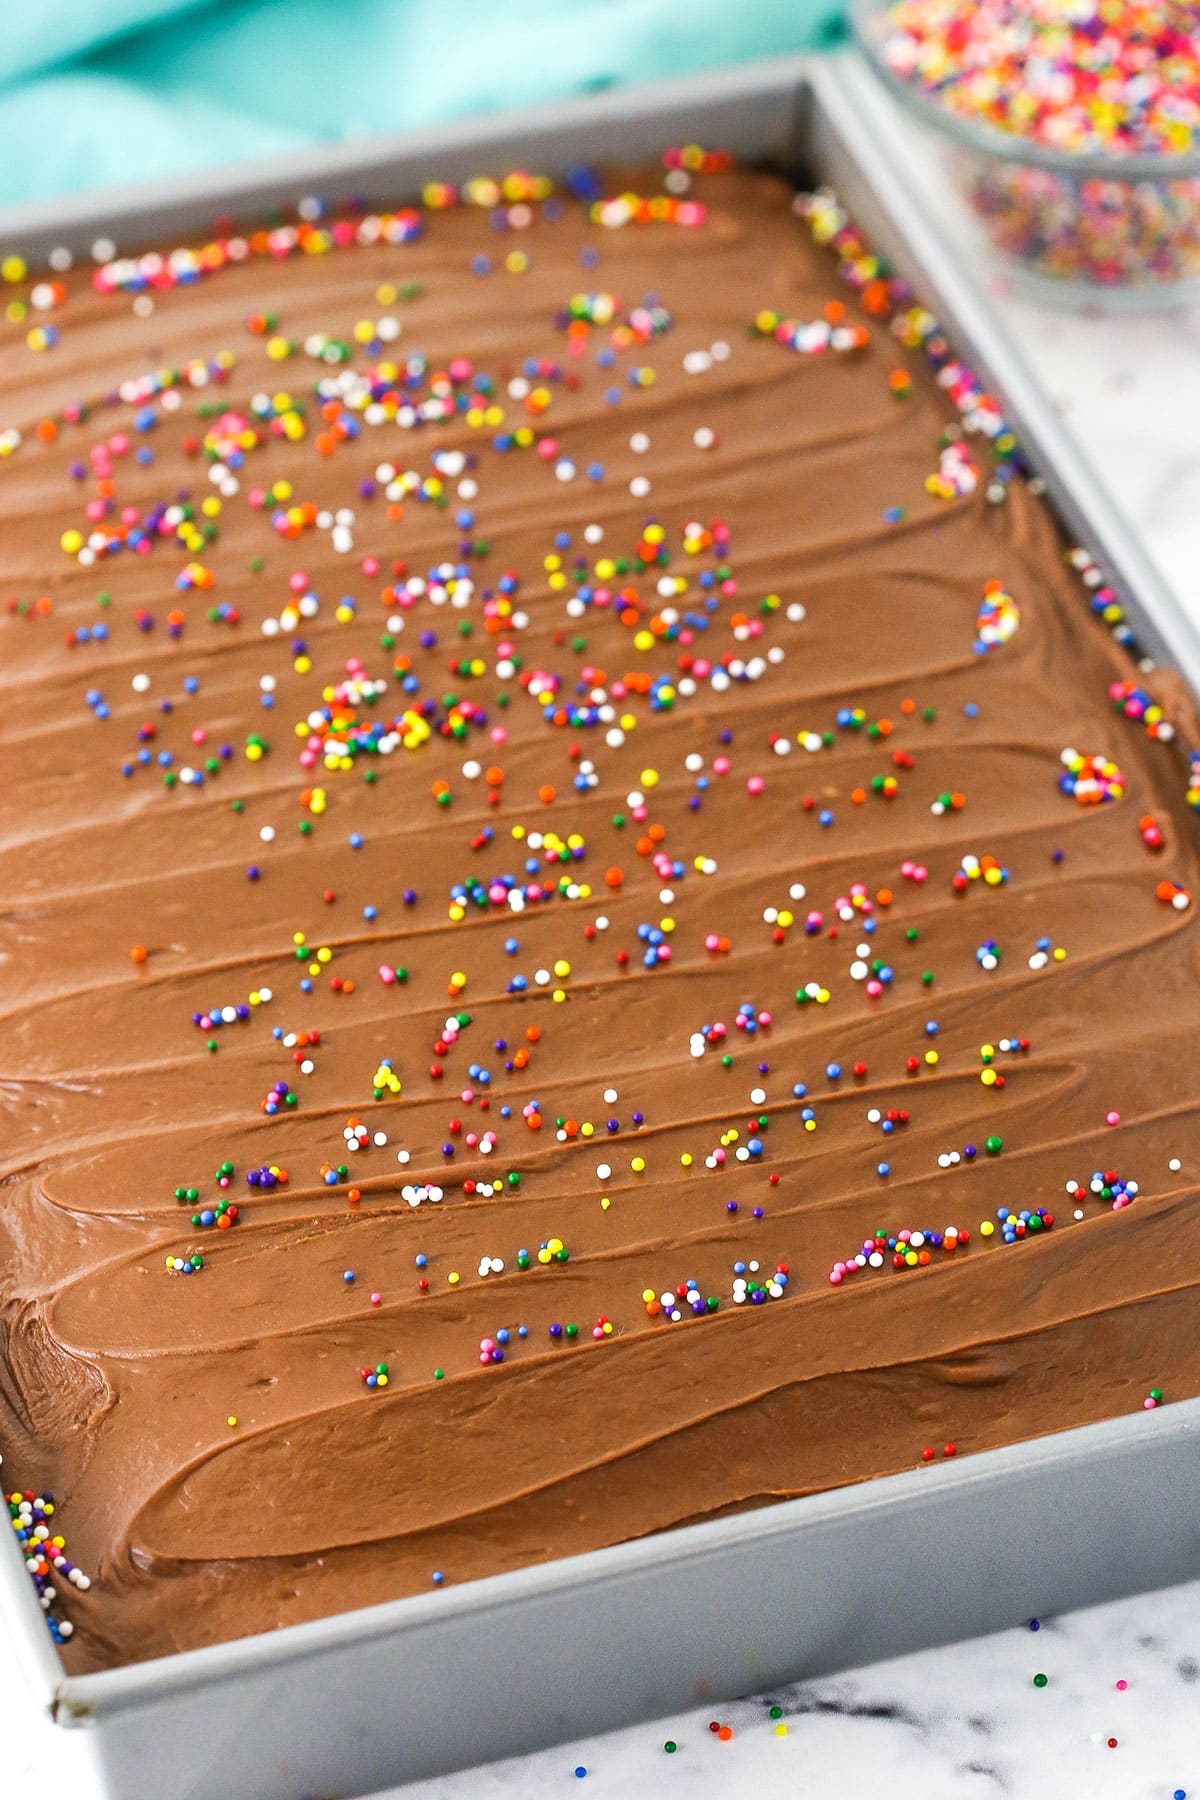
[4, 69, 1199, 1800]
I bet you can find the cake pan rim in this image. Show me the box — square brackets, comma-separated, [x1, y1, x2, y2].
[48, 1391, 1200, 1720]
[0, 48, 1194, 1772]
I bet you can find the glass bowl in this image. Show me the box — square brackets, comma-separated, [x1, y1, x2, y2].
[851, 0, 1200, 301]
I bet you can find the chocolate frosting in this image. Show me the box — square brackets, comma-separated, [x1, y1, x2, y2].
[1, 165, 1197, 1673]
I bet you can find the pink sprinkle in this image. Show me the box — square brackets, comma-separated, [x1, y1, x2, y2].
[378, 964, 397, 985]
[370, 1292, 382, 1307]
[1106, 1110, 1120, 1127]
[1115, 1680, 1128, 1690]
[746, 775, 764, 795]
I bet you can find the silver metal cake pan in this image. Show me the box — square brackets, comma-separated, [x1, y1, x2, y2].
[2, 51, 1199, 1800]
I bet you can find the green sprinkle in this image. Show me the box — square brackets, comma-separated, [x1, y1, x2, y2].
[1033, 1673, 1048, 1688]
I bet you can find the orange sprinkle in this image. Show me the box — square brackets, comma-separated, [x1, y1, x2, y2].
[130, 944, 147, 964]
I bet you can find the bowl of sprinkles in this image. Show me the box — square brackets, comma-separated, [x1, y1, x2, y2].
[852, 0, 1200, 295]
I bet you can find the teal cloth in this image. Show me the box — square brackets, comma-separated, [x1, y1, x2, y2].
[0, 0, 845, 209]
